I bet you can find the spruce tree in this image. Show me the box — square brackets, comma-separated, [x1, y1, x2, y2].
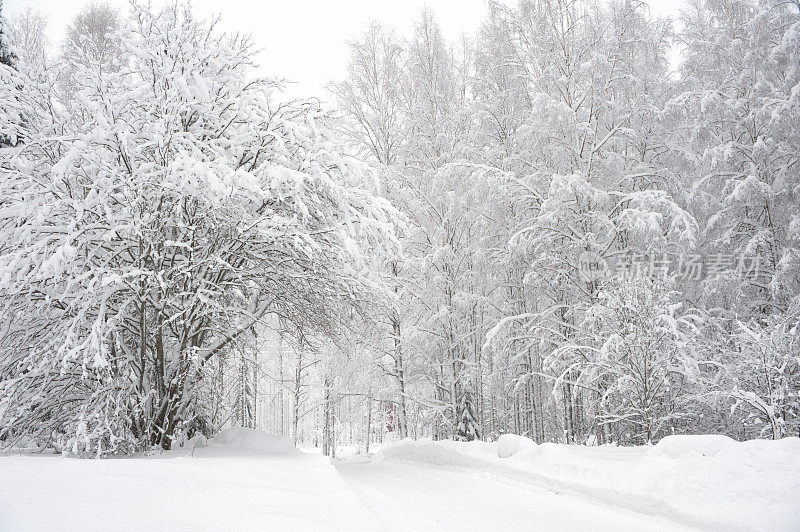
[456, 388, 480, 442]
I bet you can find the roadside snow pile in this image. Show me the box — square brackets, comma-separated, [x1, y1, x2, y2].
[172, 433, 208, 452]
[379, 438, 500, 472]
[647, 434, 735, 458]
[498, 433, 538, 458]
[376, 435, 800, 531]
[208, 428, 295, 454]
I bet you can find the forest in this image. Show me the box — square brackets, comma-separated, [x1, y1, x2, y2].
[0, 0, 798, 458]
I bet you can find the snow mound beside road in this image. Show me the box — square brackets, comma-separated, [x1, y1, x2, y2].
[376, 435, 800, 531]
[648, 434, 736, 458]
[498, 433, 538, 458]
[208, 428, 295, 454]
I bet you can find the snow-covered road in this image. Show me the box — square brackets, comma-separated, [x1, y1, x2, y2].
[336, 460, 692, 531]
[1, 446, 694, 531]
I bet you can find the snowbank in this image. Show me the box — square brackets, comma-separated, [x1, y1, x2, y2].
[498, 433, 538, 458]
[647, 434, 735, 459]
[375, 435, 800, 531]
[208, 428, 296, 454]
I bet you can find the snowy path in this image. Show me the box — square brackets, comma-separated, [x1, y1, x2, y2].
[336, 460, 695, 531]
[1, 447, 699, 531]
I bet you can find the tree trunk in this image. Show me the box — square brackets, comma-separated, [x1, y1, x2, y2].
[392, 314, 409, 439]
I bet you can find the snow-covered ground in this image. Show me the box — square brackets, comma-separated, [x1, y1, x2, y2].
[336, 460, 690, 531]
[370, 434, 800, 531]
[2, 429, 798, 531]
[0, 430, 376, 531]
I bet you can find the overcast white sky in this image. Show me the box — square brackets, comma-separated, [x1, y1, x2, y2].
[6, 0, 688, 100]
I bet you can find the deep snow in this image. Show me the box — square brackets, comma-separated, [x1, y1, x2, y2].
[336, 460, 691, 531]
[0, 431, 375, 531]
[373, 434, 800, 531]
[207, 426, 296, 453]
[1, 430, 798, 531]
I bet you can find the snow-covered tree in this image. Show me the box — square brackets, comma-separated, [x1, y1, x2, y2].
[0, 0, 12, 68]
[678, 0, 800, 318]
[60, 2, 123, 104]
[0, 2, 397, 454]
[671, 0, 800, 438]
[456, 382, 480, 442]
[3, 0, 797, 455]
[0, 1, 26, 148]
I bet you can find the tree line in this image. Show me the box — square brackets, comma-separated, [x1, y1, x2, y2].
[327, 0, 800, 447]
[0, 0, 798, 456]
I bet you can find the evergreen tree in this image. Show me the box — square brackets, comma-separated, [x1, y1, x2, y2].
[456, 386, 480, 442]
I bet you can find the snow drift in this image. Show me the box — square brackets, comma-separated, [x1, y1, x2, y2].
[376, 435, 800, 531]
[498, 433, 539, 458]
[207, 428, 296, 454]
